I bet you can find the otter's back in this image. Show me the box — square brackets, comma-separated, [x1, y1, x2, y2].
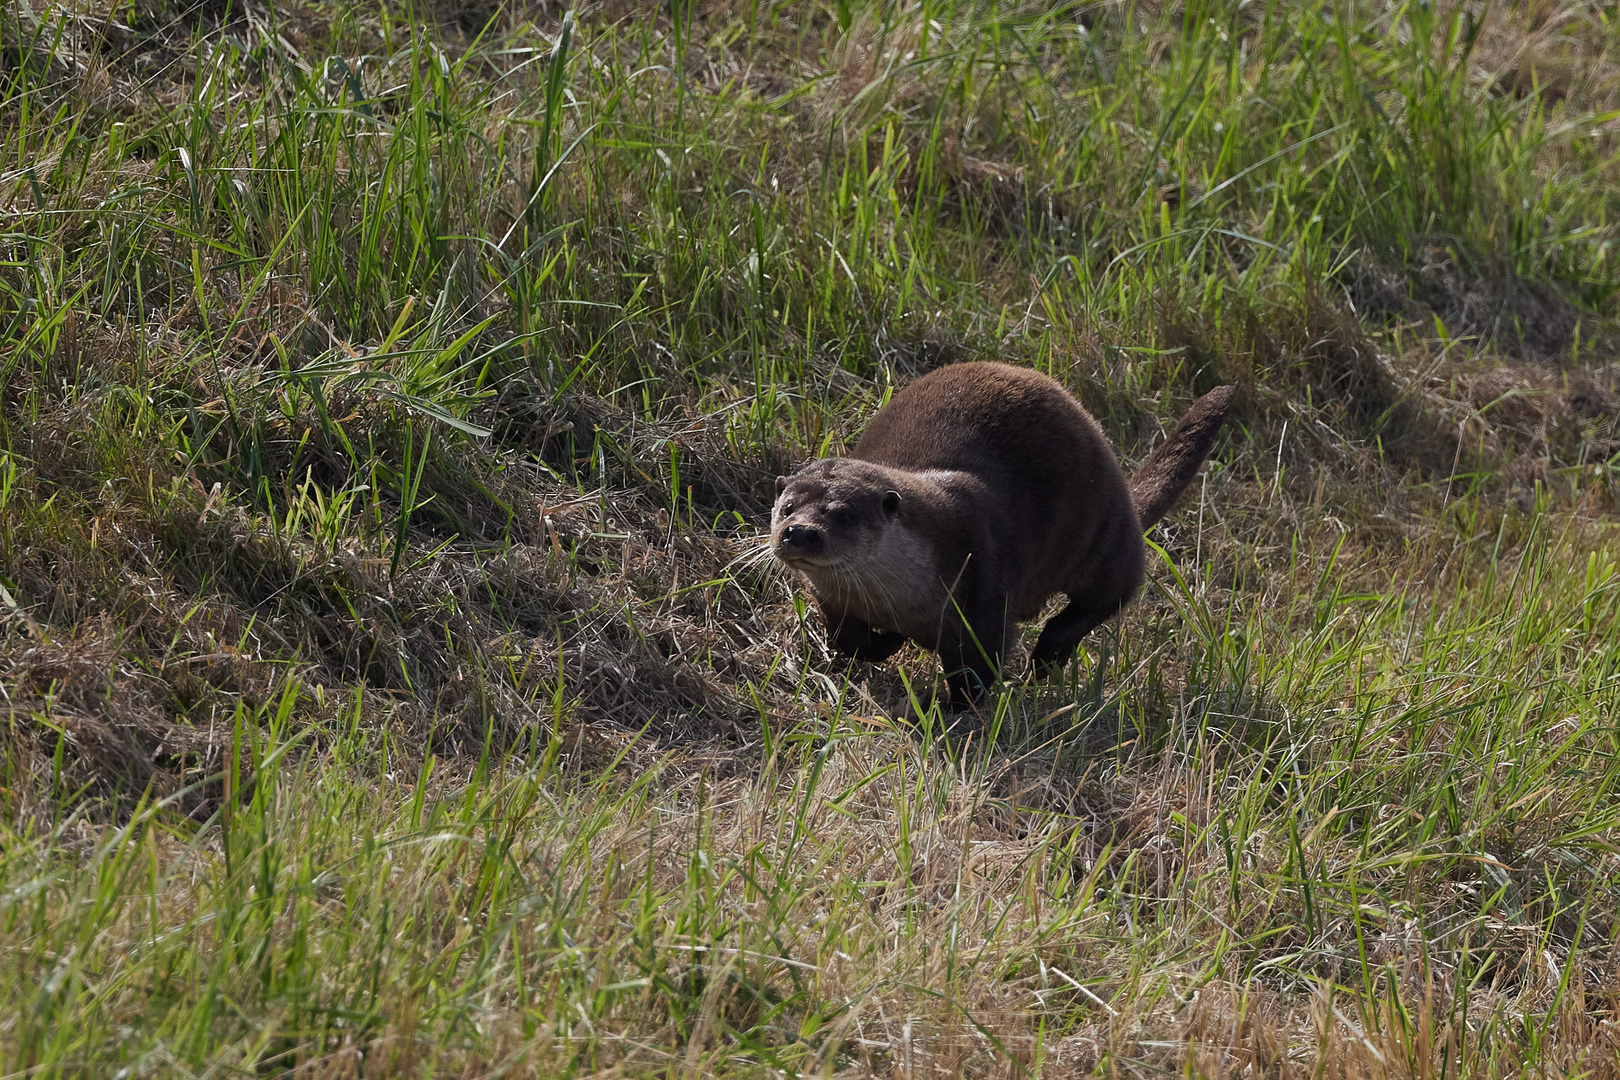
[852, 363, 1112, 489]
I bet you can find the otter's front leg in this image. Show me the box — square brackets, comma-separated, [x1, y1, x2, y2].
[827, 613, 907, 663]
[939, 609, 1008, 707]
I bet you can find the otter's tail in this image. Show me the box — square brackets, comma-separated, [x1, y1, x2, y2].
[1128, 385, 1236, 530]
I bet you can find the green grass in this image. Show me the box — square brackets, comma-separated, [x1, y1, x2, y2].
[2, 0, 1620, 1074]
[5, 514, 1619, 1075]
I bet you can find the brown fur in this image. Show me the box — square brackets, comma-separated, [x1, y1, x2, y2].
[772, 362, 1234, 705]
[1130, 384, 1237, 528]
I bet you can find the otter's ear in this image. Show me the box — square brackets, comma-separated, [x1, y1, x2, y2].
[882, 490, 901, 516]
[775, 476, 788, 496]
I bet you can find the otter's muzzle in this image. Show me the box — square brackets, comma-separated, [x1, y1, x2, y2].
[776, 524, 825, 559]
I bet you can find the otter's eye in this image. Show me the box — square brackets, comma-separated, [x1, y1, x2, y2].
[780, 501, 794, 515]
[833, 508, 855, 527]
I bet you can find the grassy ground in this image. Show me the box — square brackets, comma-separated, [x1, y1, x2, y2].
[3, 0, 1620, 1074]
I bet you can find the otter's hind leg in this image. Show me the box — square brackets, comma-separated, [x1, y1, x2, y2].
[829, 615, 907, 663]
[1029, 597, 1127, 678]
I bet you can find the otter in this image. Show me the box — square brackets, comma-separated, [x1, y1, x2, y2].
[771, 362, 1235, 706]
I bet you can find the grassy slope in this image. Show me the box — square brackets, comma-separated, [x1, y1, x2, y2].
[3, 0, 1620, 1074]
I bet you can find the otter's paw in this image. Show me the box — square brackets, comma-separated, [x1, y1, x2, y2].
[944, 669, 992, 709]
[1028, 652, 1072, 681]
[831, 621, 907, 663]
[1028, 634, 1083, 680]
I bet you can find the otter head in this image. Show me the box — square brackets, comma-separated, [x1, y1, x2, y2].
[770, 459, 902, 572]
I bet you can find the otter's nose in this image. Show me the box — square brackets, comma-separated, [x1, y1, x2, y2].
[778, 524, 823, 553]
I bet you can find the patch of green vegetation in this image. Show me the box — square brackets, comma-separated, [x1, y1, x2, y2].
[2, 0, 1619, 1074]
